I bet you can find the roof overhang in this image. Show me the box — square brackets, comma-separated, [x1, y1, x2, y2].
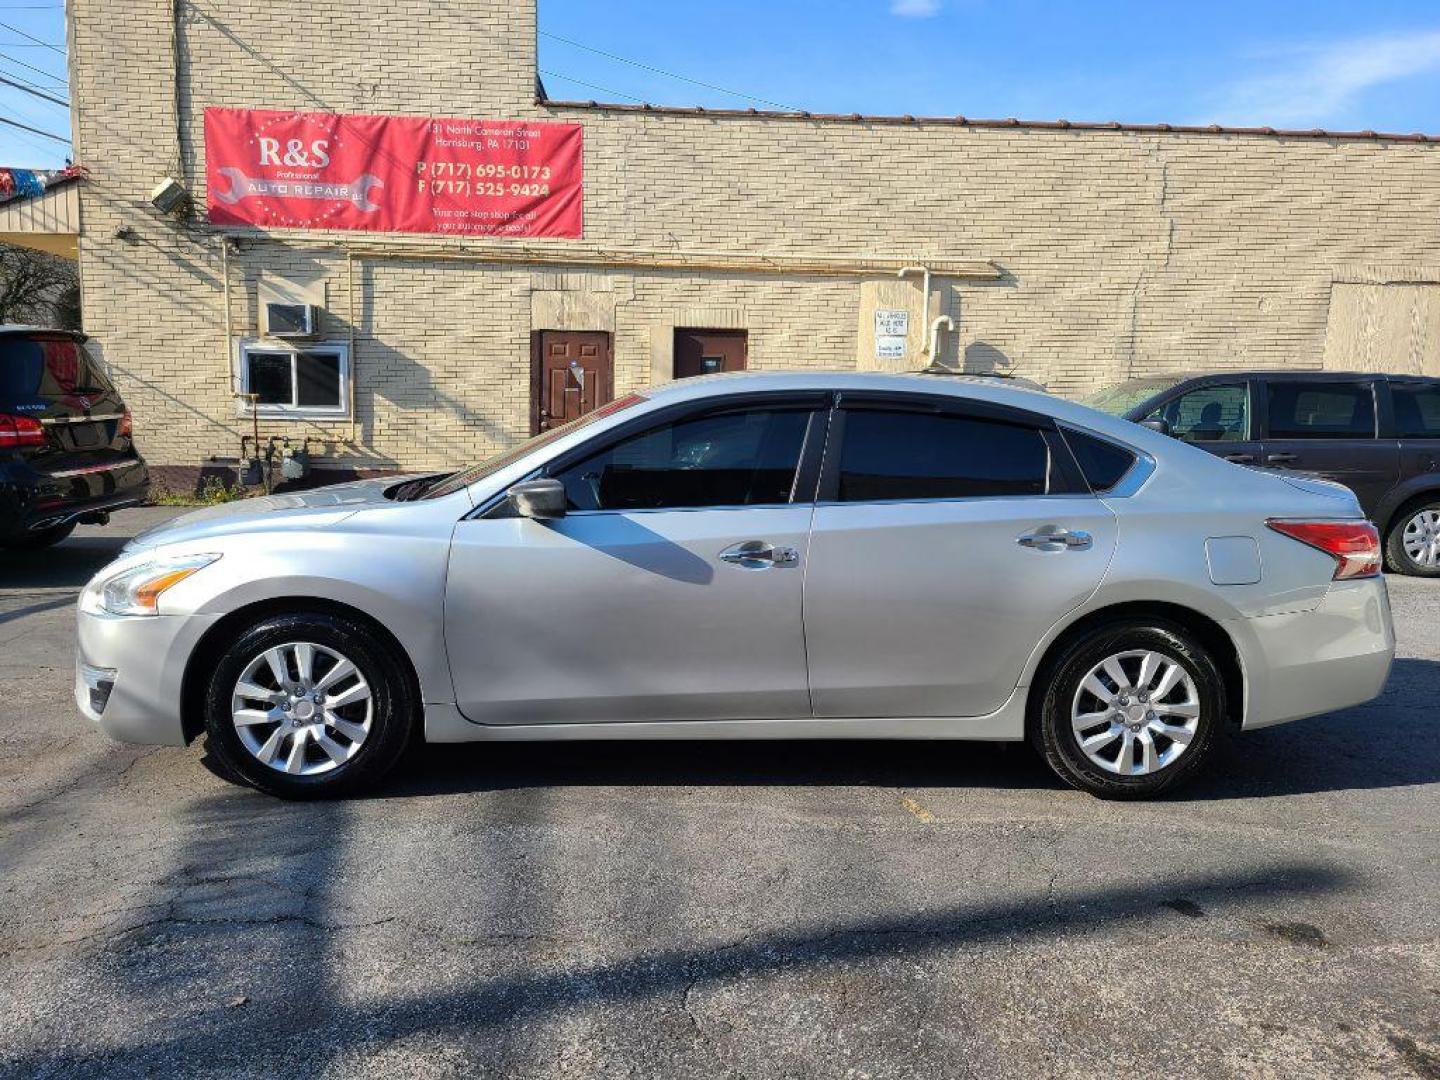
[0, 176, 79, 259]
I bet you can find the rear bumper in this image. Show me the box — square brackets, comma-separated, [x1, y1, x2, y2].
[1232, 575, 1395, 730]
[0, 455, 149, 539]
[74, 606, 219, 746]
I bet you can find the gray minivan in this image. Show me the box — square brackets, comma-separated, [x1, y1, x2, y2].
[1086, 371, 1440, 575]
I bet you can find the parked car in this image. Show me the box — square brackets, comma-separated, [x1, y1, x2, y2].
[1, 326, 149, 549]
[76, 371, 1393, 800]
[1085, 371, 1440, 576]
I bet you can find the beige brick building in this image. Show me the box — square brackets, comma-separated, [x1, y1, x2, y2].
[66, 0, 1440, 484]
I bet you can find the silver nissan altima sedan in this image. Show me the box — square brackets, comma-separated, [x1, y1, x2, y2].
[75, 371, 1395, 799]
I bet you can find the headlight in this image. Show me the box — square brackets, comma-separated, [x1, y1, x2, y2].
[82, 553, 221, 616]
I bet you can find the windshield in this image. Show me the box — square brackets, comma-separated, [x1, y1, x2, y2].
[422, 393, 648, 500]
[1081, 376, 1184, 417]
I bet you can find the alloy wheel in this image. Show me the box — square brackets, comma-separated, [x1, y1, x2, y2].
[1070, 649, 1200, 776]
[230, 641, 373, 776]
[1402, 509, 1440, 569]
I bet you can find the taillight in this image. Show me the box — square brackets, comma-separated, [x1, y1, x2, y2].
[1266, 519, 1382, 580]
[119, 407, 133, 438]
[0, 413, 45, 449]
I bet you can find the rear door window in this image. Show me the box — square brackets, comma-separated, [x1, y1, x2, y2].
[835, 409, 1049, 501]
[1391, 384, 1440, 437]
[1149, 383, 1249, 443]
[1266, 382, 1375, 439]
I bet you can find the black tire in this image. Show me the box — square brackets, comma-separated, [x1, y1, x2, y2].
[1385, 500, 1440, 577]
[1029, 619, 1226, 799]
[202, 612, 417, 799]
[3, 521, 76, 549]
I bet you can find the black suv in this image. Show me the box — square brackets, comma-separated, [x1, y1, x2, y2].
[1, 327, 149, 549]
[1086, 371, 1440, 576]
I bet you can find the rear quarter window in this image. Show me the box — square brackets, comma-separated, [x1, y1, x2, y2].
[1061, 428, 1137, 492]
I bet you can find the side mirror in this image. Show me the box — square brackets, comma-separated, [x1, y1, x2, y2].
[1140, 417, 1172, 436]
[507, 477, 567, 520]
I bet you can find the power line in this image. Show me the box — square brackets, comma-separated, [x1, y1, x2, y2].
[539, 30, 799, 111]
[0, 19, 62, 55]
[0, 72, 64, 107]
[0, 50, 64, 85]
[0, 112, 66, 142]
[538, 68, 645, 104]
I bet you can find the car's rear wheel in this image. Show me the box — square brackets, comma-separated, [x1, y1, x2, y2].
[202, 612, 417, 799]
[1386, 502, 1440, 577]
[1031, 619, 1225, 799]
[3, 521, 76, 549]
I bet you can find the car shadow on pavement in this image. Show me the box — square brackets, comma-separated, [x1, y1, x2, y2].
[0, 776, 1354, 1076]
[372, 657, 1440, 802]
[1, 534, 130, 589]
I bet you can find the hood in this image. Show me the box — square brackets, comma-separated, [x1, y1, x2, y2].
[124, 476, 414, 553]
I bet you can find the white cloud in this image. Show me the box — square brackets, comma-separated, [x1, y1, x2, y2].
[1202, 30, 1440, 127]
[890, 0, 940, 17]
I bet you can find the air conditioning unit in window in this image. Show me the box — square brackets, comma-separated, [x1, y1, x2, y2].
[264, 302, 317, 339]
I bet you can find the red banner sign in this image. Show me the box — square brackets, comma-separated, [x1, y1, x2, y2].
[204, 108, 583, 237]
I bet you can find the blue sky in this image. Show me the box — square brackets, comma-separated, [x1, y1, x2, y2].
[2, 2, 1439, 168]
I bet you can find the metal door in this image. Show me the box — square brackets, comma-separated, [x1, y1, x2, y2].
[674, 329, 748, 379]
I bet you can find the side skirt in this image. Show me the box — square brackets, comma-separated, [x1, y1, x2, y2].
[422, 691, 1029, 743]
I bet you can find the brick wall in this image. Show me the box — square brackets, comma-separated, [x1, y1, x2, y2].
[69, 0, 1440, 471]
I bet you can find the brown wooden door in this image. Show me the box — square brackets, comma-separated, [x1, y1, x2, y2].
[674, 328, 747, 379]
[532, 331, 614, 434]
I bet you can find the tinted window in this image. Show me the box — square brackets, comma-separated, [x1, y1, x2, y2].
[296, 350, 342, 408]
[1392, 384, 1440, 437]
[246, 352, 292, 405]
[1151, 383, 1248, 443]
[554, 408, 811, 511]
[1267, 382, 1374, 440]
[0, 336, 108, 399]
[837, 410, 1048, 502]
[1063, 429, 1136, 492]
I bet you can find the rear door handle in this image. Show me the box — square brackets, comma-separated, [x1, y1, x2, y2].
[1017, 527, 1093, 552]
[1223, 453, 1255, 464]
[1266, 452, 1297, 465]
[718, 540, 800, 569]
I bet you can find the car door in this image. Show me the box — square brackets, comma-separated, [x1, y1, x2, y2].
[1259, 379, 1399, 516]
[444, 396, 826, 725]
[802, 396, 1119, 719]
[1142, 380, 1261, 465]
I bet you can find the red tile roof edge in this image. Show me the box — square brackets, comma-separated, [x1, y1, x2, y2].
[539, 99, 1437, 143]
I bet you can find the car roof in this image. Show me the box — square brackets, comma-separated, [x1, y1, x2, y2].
[0, 324, 83, 339]
[639, 369, 1162, 443]
[1145, 370, 1437, 383]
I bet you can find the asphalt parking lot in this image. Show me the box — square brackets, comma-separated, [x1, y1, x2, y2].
[1, 507, 1438, 1079]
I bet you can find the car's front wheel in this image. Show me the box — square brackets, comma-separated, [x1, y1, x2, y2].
[1386, 501, 1440, 577]
[1031, 619, 1226, 799]
[202, 612, 417, 799]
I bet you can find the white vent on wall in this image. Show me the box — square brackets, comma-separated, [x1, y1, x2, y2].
[264, 301, 317, 338]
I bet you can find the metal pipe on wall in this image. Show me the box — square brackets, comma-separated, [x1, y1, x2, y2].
[897, 265, 932, 359]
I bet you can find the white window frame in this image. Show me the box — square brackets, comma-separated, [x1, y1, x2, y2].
[235, 339, 351, 419]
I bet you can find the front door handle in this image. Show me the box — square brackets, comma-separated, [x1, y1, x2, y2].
[1266, 452, 1297, 465]
[1223, 453, 1255, 464]
[718, 540, 800, 569]
[1017, 527, 1093, 552]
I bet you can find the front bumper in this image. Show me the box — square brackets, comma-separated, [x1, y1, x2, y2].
[74, 606, 222, 746]
[1233, 575, 1395, 730]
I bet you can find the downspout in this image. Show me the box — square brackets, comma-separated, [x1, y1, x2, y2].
[897, 265, 931, 361]
[928, 315, 955, 372]
[347, 250, 357, 444]
[220, 236, 233, 391]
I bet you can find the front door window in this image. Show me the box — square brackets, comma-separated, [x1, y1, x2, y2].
[1150, 384, 1249, 443]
